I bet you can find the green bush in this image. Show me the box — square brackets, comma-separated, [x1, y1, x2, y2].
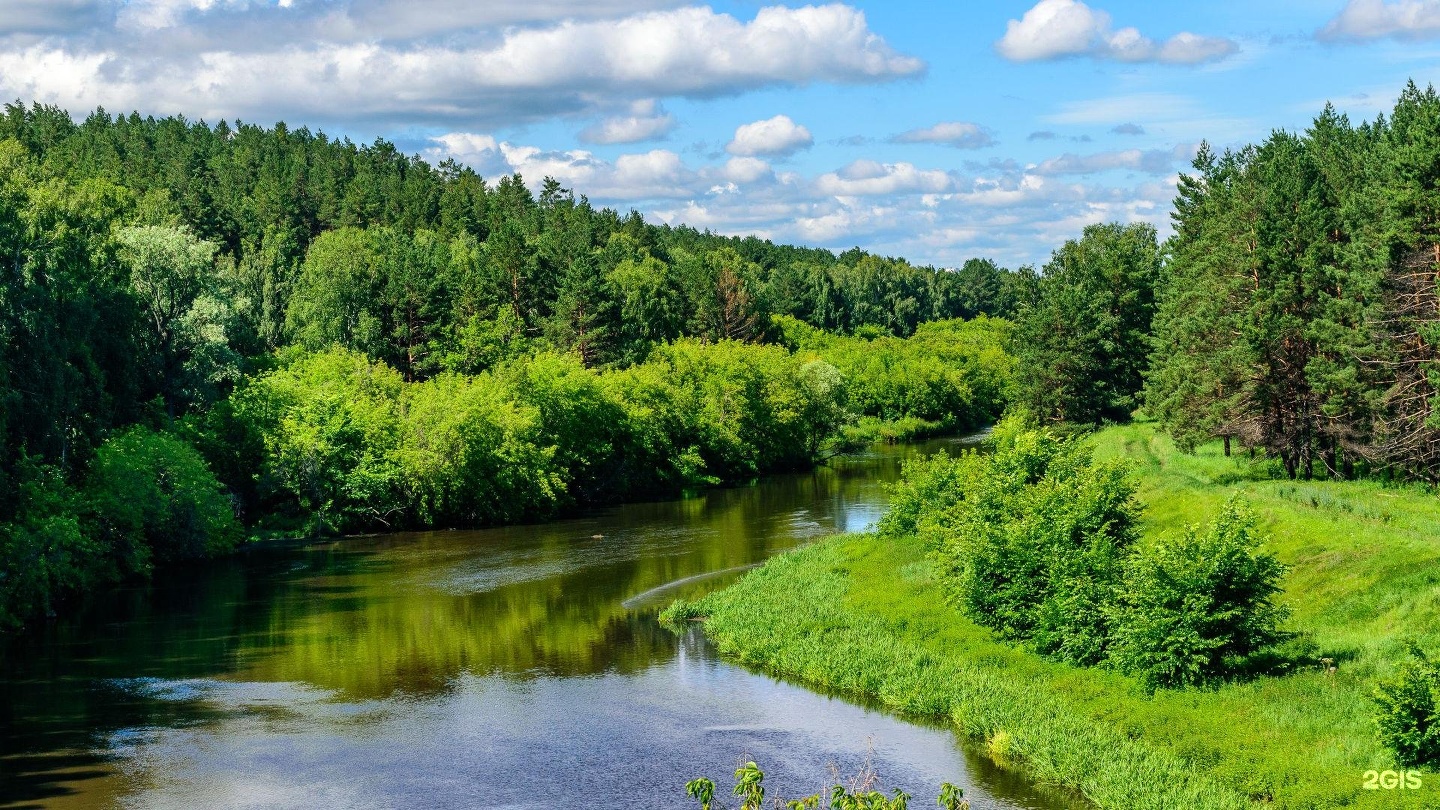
[1374, 644, 1440, 767]
[879, 450, 974, 540]
[683, 759, 960, 810]
[234, 347, 406, 533]
[773, 314, 1012, 430]
[227, 341, 851, 534]
[1108, 497, 1290, 688]
[887, 421, 1294, 682]
[396, 373, 564, 526]
[0, 460, 90, 628]
[84, 427, 240, 568]
[920, 417, 1140, 665]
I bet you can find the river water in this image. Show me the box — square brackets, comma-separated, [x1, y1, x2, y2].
[1, 437, 1083, 810]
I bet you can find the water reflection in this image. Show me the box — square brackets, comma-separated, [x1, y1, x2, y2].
[1, 436, 1083, 810]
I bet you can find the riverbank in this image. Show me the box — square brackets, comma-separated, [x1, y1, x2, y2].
[681, 422, 1440, 810]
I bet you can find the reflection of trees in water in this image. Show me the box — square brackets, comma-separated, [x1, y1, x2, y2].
[0, 438, 968, 807]
[0, 546, 378, 807]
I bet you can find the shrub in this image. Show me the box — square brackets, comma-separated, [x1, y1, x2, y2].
[684, 760, 961, 810]
[0, 460, 89, 628]
[878, 450, 974, 540]
[84, 426, 240, 569]
[923, 417, 1140, 665]
[396, 373, 564, 526]
[234, 347, 405, 533]
[1108, 497, 1290, 689]
[772, 314, 1012, 430]
[1373, 643, 1440, 767]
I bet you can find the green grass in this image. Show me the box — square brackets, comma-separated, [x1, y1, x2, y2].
[689, 422, 1440, 810]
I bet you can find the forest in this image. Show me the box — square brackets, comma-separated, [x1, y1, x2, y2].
[0, 102, 1021, 629]
[1011, 82, 1440, 484]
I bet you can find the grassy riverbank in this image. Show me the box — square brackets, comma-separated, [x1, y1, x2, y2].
[683, 422, 1440, 810]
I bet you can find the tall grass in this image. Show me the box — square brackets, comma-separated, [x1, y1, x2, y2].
[688, 423, 1440, 809]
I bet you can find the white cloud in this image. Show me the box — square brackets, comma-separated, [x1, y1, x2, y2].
[0, 4, 923, 129]
[891, 121, 996, 149]
[118, 0, 293, 31]
[1029, 144, 1196, 176]
[1319, 0, 1440, 40]
[294, 0, 687, 41]
[723, 157, 774, 184]
[996, 0, 1237, 64]
[727, 114, 814, 157]
[815, 160, 954, 196]
[578, 99, 676, 144]
[429, 134, 700, 199]
[422, 127, 1188, 268]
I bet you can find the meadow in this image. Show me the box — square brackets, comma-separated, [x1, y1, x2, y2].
[678, 422, 1440, 809]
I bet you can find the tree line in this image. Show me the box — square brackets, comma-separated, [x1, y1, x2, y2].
[0, 102, 1020, 629]
[1011, 82, 1440, 483]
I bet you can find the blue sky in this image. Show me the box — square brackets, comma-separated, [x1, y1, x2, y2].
[0, 0, 1437, 266]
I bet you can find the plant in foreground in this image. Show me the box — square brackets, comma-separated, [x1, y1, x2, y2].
[1374, 641, 1440, 767]
[685, 760, 966, 810]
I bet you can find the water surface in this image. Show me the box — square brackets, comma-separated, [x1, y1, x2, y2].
[1, 437, 1083, 810]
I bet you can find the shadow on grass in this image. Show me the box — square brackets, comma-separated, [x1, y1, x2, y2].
[1226, 636, 1362, 681]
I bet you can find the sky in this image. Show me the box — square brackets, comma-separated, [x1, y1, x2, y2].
[0, 1, 1437, 267]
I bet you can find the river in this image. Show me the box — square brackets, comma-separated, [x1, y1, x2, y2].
[1, 436, 1083, 810]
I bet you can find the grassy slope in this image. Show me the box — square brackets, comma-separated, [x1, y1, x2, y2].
[693, 423, 1440, 810]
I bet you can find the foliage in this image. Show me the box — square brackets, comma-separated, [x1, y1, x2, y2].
[775, 314, 1012, 430]
[1145, 83, 1440, 481]
[1012, 222, 1159, 425]
[888, 420, 1294, 682]
[0, 461, 89, 629]
[1108, 497, 1291, 688]
[903, 417, 1141, 665]
[0, 99, 1025, 628]
[116, 224, 239, 415]
[396, 373, 564, 526]
[219, 340, 855, 534]
[689, 536, 1249, 809]
[1373, 643, 1440, 767]
[234, 347, 406, 533]
[685, 777, 716, 810]
[83, 426, 240, 568]
[690, 422, 1440, 807]
[683, 759, 957, 810]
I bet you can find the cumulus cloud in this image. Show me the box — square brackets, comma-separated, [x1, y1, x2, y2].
[723, 157, 774, 184]
[1319, 0, 1440, 40]
[0, 3, 923, 129]
[1111, 123, 1145, 135]
[996, 0, 1237, 64]
[578, 99, 676, 145]
[650, 162, 1176, 268]
[1027, 130, 1059, 141]
[891, 121, 997, 149]
[815, 160, 954, 196]
[727, 115, 814, 157]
